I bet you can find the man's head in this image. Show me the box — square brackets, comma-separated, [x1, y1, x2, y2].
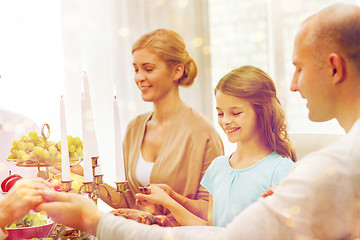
[290, 3, 360, 125]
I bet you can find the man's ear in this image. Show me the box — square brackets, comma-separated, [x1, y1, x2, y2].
[173, 64, 185, 82]
[328, 53, 345, 84]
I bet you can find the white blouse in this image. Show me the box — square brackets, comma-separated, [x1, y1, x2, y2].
[135, 151, 154, 187]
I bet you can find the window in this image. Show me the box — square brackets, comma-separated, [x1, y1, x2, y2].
[208, 0, 352, 153]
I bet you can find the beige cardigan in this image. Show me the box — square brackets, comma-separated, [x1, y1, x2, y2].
[122, 103, 224, 226]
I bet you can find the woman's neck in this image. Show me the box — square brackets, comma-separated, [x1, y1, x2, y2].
[152, 91, 183, 124]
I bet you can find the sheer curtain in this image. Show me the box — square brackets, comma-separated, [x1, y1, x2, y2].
[0, 0, 64, 140]
[59, 0, 212, 211]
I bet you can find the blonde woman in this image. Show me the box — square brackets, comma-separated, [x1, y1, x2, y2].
[95, 29, 224, 226]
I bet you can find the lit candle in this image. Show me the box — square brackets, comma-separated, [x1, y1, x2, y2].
[60, 95, 71, 181]
[82, 71, 99, 157]
[81, 92, 93, 182]
[114, 93, 125, 182]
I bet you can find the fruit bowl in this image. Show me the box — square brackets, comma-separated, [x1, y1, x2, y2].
[6, 222, 55, 240]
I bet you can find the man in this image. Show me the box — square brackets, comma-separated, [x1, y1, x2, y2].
[35, 3, 360, 239]
[0, 109, 39, 181]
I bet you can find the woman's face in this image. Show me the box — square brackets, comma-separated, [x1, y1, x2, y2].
[215, 90, 259, 144]
[132, 48, 177, 103]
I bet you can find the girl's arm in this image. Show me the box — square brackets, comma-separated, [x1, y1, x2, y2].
[136, 184, 209, 226]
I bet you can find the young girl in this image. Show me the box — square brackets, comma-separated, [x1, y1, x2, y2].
[136, 65, 296, 227]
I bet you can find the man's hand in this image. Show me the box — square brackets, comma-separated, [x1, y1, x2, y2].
[0, 178, 52, 230]
[35, 190, 104, 236]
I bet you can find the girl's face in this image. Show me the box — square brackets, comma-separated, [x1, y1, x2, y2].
[132, 48, 177, 103]
[215, 90, 259, 144]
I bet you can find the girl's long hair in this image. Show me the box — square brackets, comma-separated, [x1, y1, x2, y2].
[215, 65, 297, 162]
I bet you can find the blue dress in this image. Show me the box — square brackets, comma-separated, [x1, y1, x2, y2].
[201, 152, 293, 227]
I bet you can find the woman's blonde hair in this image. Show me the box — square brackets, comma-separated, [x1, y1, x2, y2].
[215, 65, 297, 162]
[132, 29, 197, 87]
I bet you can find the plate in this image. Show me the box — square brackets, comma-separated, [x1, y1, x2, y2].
[7, 158, 82, 167]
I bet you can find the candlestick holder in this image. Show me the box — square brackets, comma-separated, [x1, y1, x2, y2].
[78, 156, 130, 206]
[61, 180, 73, 192]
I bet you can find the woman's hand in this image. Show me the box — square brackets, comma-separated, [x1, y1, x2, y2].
[135, 184, 173, 208]
[0, 178, 53, 230]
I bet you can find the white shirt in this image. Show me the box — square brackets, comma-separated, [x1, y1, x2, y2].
[0, 109, 39, 182]
[97, 120, 360, 239]
[135, 151, 154, 187]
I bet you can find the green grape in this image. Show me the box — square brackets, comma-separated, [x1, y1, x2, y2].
[76, 147, 83, 155]
[11, 148, 18, 158]
[67, 135, 74, 145]
[33, 146, 43, 156]
[28, 131, 38, 140]
[48, 146, 58, 155]
[17, 150, 26, 160]
[37, 142, 46, 148]
[8, 154, 14, 159]
[42, 150, 50, 160]
[29, 151, 37, 160]
[20, 135, 29, 143]
[74, 137, 82, 147]
[68, 144, 76, 153]
[12, 140, 20, 148]
[18, 142, 27, 151]
[26, 142, 35, 151]
[47, 141, 56, 146]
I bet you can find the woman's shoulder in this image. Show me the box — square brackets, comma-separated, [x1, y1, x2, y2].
[179, 104, 217, 132]
[126, 112, 152, 129]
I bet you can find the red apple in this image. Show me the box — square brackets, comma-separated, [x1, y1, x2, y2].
[47, 178, 62, 192]
[1, 174, 22, 192]
[3, 176, 22, 192]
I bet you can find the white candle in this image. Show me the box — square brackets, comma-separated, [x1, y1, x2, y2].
[114, 94, 125, 182]
[82, 71, 99, 157]
[81, 93, 94, 182]
[60, 95, 71, 181]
